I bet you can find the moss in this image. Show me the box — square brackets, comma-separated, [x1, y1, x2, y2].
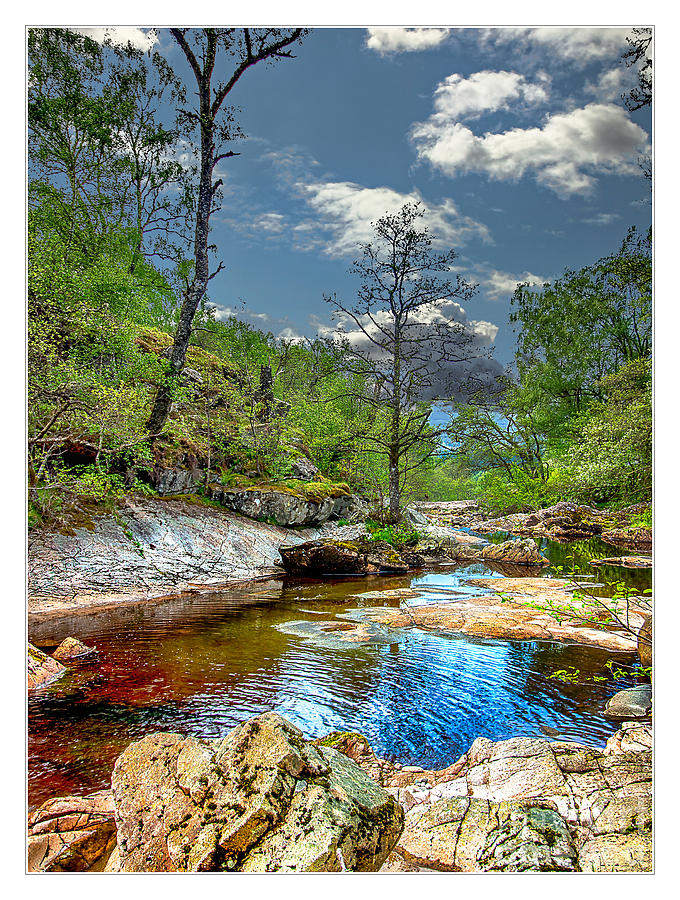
[226, 479, 351, 503]
[314, 731, 370, 750]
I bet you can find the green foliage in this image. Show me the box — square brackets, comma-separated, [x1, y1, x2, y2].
[365, 520, 420, 549]
[549, 661, 652, 684]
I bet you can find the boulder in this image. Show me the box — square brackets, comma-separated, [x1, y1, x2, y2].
[52, 636, 96, 661]
[401, 506, 430, 528]
[27, 790, 117, 872]
[638, 614, 652, 667]
[590, 556, 652, 569]
[152, 465, 203, 495]
[110, 712, 403, 872]
[604, 685, 652, 719]
[481, 537, 549, 568]
[379, 727, 651, 873]
[28, 643, 65, 690]
[290, 455, 320, 481]
[209, 485, 353, 527]
[279, 538, 409, 576]
[601, 528, 652, 551]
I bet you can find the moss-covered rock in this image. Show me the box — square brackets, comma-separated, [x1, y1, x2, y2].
[279, 538, 410, 575]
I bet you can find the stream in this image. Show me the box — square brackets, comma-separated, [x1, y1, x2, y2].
[27, 532, 651, 810]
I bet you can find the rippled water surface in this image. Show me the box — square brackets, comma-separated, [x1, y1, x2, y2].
[28, 538, 650, 809]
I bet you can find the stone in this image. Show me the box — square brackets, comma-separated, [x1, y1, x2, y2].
[27, 643, 65, 690]
[152, 464, 203, 495]
[27, 790, 117, 872]
[290, 455, 320, 481]
[601, 527, 652, 551]
[401, 505, 430, 528]
[209, 485, 352, 527]
[578, 832, 652, 872]
[111, 712, 403, 872]
[590, 555, 652, 569]
[279, 538, 409, 576]
[638, 613, 652, 667]
[52, 636, 96, 661]
[481, 537, 549, 568]
[604, 685, 652, 718]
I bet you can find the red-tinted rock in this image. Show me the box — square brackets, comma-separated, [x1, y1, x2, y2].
[28, 643, 65, 690]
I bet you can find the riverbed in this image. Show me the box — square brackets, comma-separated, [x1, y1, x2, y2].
[27, 532, 650, 810]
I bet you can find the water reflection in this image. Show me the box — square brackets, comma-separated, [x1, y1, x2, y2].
[28, 565, 641, 809]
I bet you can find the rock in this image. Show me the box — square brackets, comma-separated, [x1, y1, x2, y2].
[481, 537, 549, 568]
[415, 525, 486, 557]
[28, 643, 65, 690]
[401, 506, 430, 528]
[604, 685, 652, 718]
[280, 538, 409, 576]
[209, 484, 353, 527]
[590, 555, 652, 569]
[475, 502, 609, 542]
[180, 367, 203, 385]
[355, 578, 645, 651]
[638, 614, 652, 667]
[601, 527, 652, 551]
[52, 636, 96, 661]
[152, 461, 204, 495]
[290, 455, 320, 481]
[379, 727, 652, 873]
[110, 712, 403, 872]
[27, 790, 117, 872]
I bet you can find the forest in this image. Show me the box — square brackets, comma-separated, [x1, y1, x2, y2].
[27, 27, 652, 531]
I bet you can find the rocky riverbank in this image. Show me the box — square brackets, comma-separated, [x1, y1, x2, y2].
[27, 713, 652, 873]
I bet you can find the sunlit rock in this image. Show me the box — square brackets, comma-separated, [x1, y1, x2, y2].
[27, 643, 65, 690]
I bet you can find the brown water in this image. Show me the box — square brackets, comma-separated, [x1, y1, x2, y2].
[28, 541, 650, 810]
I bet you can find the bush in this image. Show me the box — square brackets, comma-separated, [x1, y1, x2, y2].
[365, 520, 420, 549]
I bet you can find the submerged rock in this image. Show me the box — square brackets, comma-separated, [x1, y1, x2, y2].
[111, 712, 403, 872]
[27, 790, 117, 872]
[52, 636, 96, 661]
[279, 538, 409, 575]
[27, 643, 65, 690]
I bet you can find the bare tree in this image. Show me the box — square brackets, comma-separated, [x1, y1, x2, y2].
[324, 202, 481, 522]
[147, 27, 306, 435]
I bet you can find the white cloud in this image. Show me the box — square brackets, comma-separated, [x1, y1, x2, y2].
[72, 27, 158, 51]
[295, 181, 491, 257]
[411, 102, 650, 197]
[479, 27, 632, 64]
[478, 268, 548, 301]
[277, 327, 305, 343]
[584, 66, 635, 102]
[254, 213, 287, 234]
[427, 70, 550, 122]
[582, 212, 620, 225]
[366, 27, 450, 53]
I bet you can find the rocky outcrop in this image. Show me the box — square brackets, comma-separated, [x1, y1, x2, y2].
[601, 528, 652, 552]
[279, 539, 409, 576]
[604, 685, 652, 718]
[27, 790, 117, 872]
[28, 497, 335, 620]
[52, 636, 96, 661]
[28, 643, 65, 690]
[481, 537, 549, 568]
[110, 712, 403, 872]
[349, 577, 648, 651]
[290, 455, 320, 481]
[207, 484, 362, 528]
[590, 555, 652, 568]
[474, 502, 607, 541]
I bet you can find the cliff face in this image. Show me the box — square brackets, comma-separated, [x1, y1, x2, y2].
[28, 496, 323, 620]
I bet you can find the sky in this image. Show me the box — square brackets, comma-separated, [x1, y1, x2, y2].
[88, 24, 654, 373]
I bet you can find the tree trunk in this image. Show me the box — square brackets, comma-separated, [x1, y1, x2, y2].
[388, 452, 400, 524]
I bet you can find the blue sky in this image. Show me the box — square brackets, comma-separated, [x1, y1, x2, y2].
[78, 25, 651, 370]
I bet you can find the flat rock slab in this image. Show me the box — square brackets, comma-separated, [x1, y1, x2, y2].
[352, 579, 641, 651]
[590, 556, 652, 569]
[27, 790, 117, 872]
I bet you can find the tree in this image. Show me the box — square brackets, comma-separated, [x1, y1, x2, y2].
[146, 27, 306, 435]
[622, 27, 652, 111]
[324, 202, 479, 522]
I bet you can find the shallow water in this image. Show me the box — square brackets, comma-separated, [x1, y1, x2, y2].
[27, 539, 650, 809]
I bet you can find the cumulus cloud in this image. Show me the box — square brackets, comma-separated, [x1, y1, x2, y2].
[582, 212, 621, 225]
[477, 268, 548, 301]
[584, 66, 636, 102]
[295, 181, 491, 257]
[411, 102, 650, 197]
[366, 27, 450, 53]
[72, 27, 158, 51]
[426, 70, 550, 122]
[319, 299, 501, 400]
[479, 27, 632, 64]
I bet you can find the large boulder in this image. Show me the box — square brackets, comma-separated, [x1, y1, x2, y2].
[280, 538, 409, 576]
[290, 455, 320, 481]
[638, 614, 652, 667]
[27, 643, 65, 690]
[111, 712, 403, 872]
[27, 790, 117, 872]
[481, 538, 549, 568]
[604, 685, 652, 719]
[601, 527, 652, 552]
[208, 484, 355, 527]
